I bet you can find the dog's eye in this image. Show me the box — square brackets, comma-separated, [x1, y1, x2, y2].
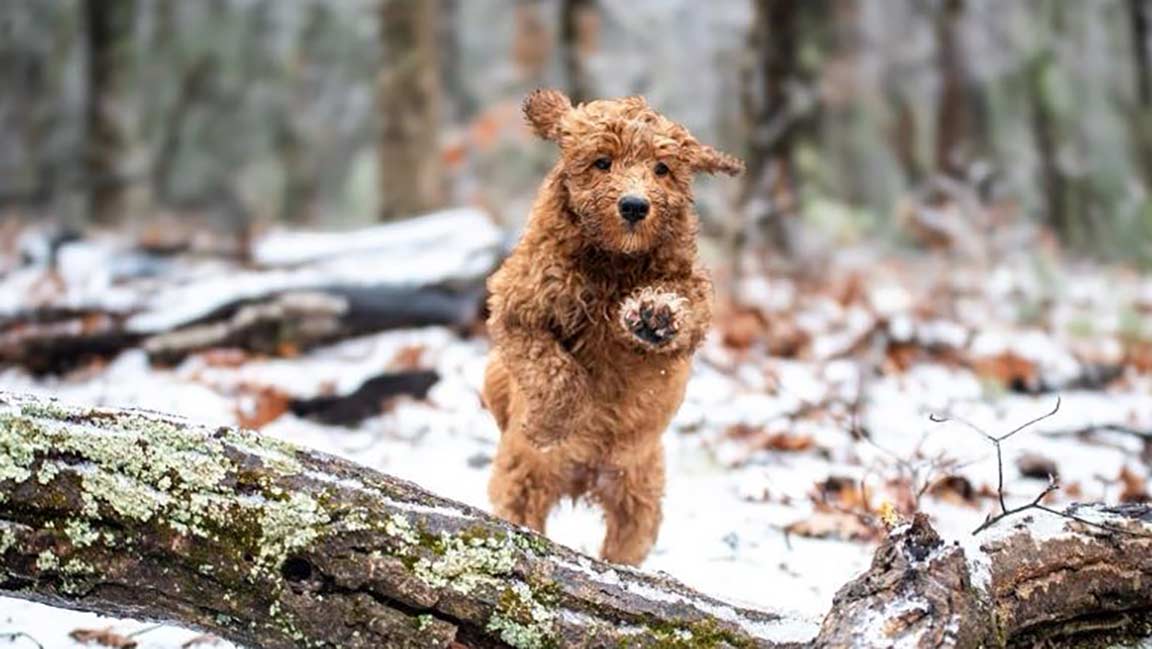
[594, 157, 612, 171]
[654, 162, 670, 177]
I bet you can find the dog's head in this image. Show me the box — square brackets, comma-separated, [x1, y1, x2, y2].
[524, 89, 743, 255]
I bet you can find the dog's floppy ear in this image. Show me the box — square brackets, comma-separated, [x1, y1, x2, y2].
[689, 143, 745, 176]
[523, 89, 572, 141]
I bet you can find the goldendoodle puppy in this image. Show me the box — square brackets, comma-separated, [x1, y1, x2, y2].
[484, 89, 743, 565]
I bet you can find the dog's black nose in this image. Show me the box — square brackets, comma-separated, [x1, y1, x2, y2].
[618, 195, 650, 224]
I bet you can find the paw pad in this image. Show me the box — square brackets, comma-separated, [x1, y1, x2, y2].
[619, 287, 686, 348]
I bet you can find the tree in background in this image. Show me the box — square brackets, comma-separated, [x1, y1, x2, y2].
[377, 0, 443, 221]
[513, 0, 551, 89]
[739, 0, 814, 259]
[558, 0, 598, 105]
[1129, 0, 1152, 193]
[83, 0, 136, 225]
[931, 0, 989, 180]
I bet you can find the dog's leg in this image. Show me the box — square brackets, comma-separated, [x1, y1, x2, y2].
[595, 446, 665, 566]
[488, 439, 562, 532]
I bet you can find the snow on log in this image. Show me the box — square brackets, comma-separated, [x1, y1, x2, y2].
[0, 391, 801, 649]
[0, 210, 501, 373]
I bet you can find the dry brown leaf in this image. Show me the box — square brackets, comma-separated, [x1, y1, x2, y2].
[69, 628, 137, 649]
[814, 476, 871, 512]
[1118, 466, 1150, 503]
[234, 385, 291, 430]
[181, 635, 221, 649]
[785, 510, 875, 542]
[760, 432, 815, 453]
[765, 318, 810, 358]
[196, 348, 250, 368]
[724, 425, 814, 453]
[927, 475, 979, 508]
[1063, 481, 1084, 499]
[971, 352, 1039, 391]
[718, 306, 767, 351]
[390, 344, 426, 371]
[1125, 340, 1152, 374]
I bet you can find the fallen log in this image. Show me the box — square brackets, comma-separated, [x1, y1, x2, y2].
[1, 390, 1150, 648]
[0, 391, 802, 649]
[814, 509, 1152, 648]
[142, 285, 484, 366]
[289, 369, 441, 426]
[0, 210, 501, 374]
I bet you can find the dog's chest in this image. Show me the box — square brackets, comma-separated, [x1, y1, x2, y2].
[557, 279, 650, 360]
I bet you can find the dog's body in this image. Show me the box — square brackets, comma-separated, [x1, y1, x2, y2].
[484, 90, 742, 565]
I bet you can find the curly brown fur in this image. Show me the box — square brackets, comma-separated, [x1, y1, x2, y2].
[484, 90, 743, 565]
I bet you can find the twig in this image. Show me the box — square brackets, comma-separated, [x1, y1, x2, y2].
[971, 476, 1059, 534]
[0, 632, 46, 649]
[930, 397, 1150, 537]
[930, 396, 1061, 516]
[128, 624, 166, 638]
[1041, 423, 1152, 441]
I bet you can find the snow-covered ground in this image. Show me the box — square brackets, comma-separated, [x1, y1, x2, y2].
[2, 238, 1151, 647]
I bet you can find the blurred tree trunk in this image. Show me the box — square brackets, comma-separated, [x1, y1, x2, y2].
[1132, 0, 1152, 107]
[513, 0, 551, 88]
[377, 0, 443, 221]
[558, 0, 598, 104]
[1129, 0, 1152, 193]
[83, 0, 135, 226]
[932, 0, 987, 178]
[1026, 51, 1070, 238]
[739, 0, 805, 258]
[886, 85, 924, 187]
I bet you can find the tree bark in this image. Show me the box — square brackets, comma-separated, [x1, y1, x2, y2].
[815, 511, 1152, 648]
[2, 391, 1150, 648]
[377, 0, 444, 221]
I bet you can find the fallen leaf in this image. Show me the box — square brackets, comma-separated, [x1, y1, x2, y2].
[814, 476, 870, 511]
[1118, 466, 1150, 503]
[197, 348, 250, 368]
[765, 318, 811, 358]
[971, 352, 1039, 392]
[928, 475, 979, 508]
[785, 510, 876, 542]
[717, 306, 767, 351]
[1126, 340, 1152, 374]
[181, 635, 221, 649]
[234, 385, 292, 429]
[69, 628, 137, 649]
[390, 344, 427, 371]
[760, 432, 815, 453]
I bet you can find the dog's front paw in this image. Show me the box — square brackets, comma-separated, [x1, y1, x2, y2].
[619, 287, 687, 350]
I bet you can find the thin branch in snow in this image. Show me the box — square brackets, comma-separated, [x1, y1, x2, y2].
[930, 396, 1151, 537]
[0, 632, 46, 649]
[1041, 422, 1152, 441]
[930, 396, 1060, 516]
